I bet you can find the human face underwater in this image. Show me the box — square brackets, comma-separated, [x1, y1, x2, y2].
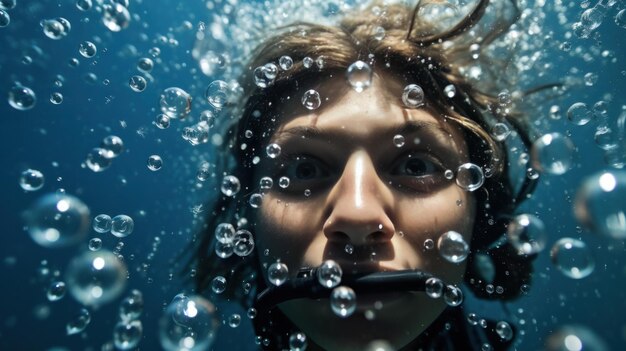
[253, 73, 476, 350]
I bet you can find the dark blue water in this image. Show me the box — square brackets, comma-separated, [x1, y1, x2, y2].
[1, 0, 625, 350]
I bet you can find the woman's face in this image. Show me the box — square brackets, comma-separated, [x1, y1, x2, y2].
[253, 74, 475, 350]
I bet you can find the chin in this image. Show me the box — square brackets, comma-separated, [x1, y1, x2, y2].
[279, 293, 446, 350]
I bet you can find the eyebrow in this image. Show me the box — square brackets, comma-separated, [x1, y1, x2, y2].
[273, 120, 455, 143]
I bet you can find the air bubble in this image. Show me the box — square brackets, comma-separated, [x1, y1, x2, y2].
[425, 277, 443, 298]
[330, 286, 356, 317]
[279, 55, 293, 70]
[50, 92, 63, 104]
[574, 171, 626, 239]
[79, 41, 97, 58]
[491, 123, 511, 141]
[19, 169, 45, 191]
[289, 332, 308, 351]
[346, 60, 372, 92]
[8, 84, 36, 110]
[205, 80, 228, 109]
[268, 262, 289, 286]
[154, 114, 170, 129]
[111, 214, 134, 238]
[507, 214, 546, 255]
[221, 175, 241, 196]
[393, 134, 405, 147]
[317, 260, 343, 288]
[437, 231, 469, 263]
[66, 308, 91, 335]
[302, 89, 321, 110]
[101, 135, 124, 158]
[530, 133, 575, 175]
[66, 250, 127, 306]
[102, 3, 131, 32]
[147, 155, 163, 171]
[211, 276, 227, 294]
[455, 163, 484, 191]
[567, 102, 593, 126]
[159, 294, 218, 351]
[47, 281, 67, 301]
[550, 238, 595, 279]
[160, 87, 192, 120]
[129, 75, 147, 92]
[402, 84, 424, 108]
[113, 320, 142, 350]
[93, 214, 112, 233]
[443, 285, 463, 306]
[233, 230, 254, 256]
[444, 85, 456, 98]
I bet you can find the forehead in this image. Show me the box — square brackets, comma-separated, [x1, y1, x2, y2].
[271, 73, 468, 153]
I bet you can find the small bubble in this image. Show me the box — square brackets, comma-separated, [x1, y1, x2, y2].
[507, 214, 546, 255]
[303, 56, 313, 68]
[228, 314, 241, 328]
[249, 193, 263, 208]
[111, 214, 134, 238]
[268, 262, 289, 286]
[425, 277, 443, 298]
[129, 75, 147, 92]
[41, 19, 65, 40]
[289, 332, 308, 351]
[266, 143, 281, 158]
[330, 286, 356, 317]
[279, 55, 293, 70]
[423, 238, 435, 250]
[437, 231, 469, 263]
[137, 57, 154, 73]
[221, 175, 241, 197]
[147, 155, 163, 171]
[346, 60, 373, 92]
[19, 169, 45, 191]
[0, 10, 8, 27]
[279, 176, 290, 188]
[88, 238, 102, 251]
[372, 26, 385, 40]
[302, 89, 321, 110]
[102, 3, 131, 32]
[76, 0, 93, 11]
[101, 136, 124, 158]
[93, 214, 112, 233]
[85, 148, 112, 172]
[317, 260, 343, 288]
[455, 163, 485, 191]
[66, 308, 91, 335]
[205, 80, 228, 109]
[444, 85, 456, 98]
[583, 72, 598, 86]
[49, 92, 63, 105]
[154, 114, 170, 129]
[491, 123, 511, 141]
[402, 84, 424, 108]
[233, 230, 254, 256]
[79, 41, 97, 58]
[8, 84, 36, 111]
[393, 134, 405, 147]
[567, 102, 593, 126]
[211, 276, 227, 294]
[443, 285, 463, 306]
[496, 321, 513, 341]
[47, 281, 67, 301]
[444, 170, 454, 180]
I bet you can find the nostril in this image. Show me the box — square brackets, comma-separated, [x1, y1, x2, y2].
[328, 232, 351, 243]
[368, 231, 389, 243]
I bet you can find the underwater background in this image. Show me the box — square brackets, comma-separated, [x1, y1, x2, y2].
[1, 0, 625, 350]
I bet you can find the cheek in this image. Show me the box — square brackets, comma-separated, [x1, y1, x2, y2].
[254, 197, 322, 277]
[396, 187, 475, 280]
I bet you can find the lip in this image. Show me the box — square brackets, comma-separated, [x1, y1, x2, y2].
[333, 261, 408, 276]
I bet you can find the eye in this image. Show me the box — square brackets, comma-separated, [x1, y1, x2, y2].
[389, 153, 447, 192]
[274, 155, 333, 193]
[391, 154, 440, 177]
[291, 157, 327, 180]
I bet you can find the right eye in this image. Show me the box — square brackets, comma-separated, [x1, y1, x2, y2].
[285, 156, 330, 180]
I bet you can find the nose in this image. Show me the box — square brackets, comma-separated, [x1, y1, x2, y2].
[322, 151, 395, 245]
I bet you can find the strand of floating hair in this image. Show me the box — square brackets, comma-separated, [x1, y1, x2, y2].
[408, 0, 490, 46]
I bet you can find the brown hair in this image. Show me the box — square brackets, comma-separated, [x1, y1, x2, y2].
[190, 0, 537, 309]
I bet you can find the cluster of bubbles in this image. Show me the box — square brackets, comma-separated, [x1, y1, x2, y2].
[213, 223, 255, 258]
[24, 193, 90, 248]
[85, 135, 124, 172]
[113, 290, 144, 349]
[93, 213, 134, 238]
[424, 277, 464, 307]
[41, 17, 71, 40]
[19, 168, 45, 191]
[65, 249, 128, 306]
[159, 294, 219, 351]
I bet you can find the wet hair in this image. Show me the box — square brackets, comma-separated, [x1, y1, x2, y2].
[189, 0, 538, 343]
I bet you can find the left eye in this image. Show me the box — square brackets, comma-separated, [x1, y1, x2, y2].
[391, 155, 440, 177]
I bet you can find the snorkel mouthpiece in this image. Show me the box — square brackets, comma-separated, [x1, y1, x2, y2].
[255, 269, 435, 311]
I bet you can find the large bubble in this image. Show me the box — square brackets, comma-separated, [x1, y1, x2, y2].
[159, 294, 219, 351]
[8, 84, 36, 110]
[550, 238, 595, 279]
[437, 231, 469, 263]
[575, 171, 626, 239]
[19, 169, 45, 191]
[24, 193, 90, 248]
[545, 325, 608, 351]
[346, 60, 372, 92]
[160, 87, 192, 120]
[102, 3, 131, 32]
[65, 250, 128, 306]
[531, 133, 575, 175]
[330, 286, 356, 318]
[507, 214, 547, 255]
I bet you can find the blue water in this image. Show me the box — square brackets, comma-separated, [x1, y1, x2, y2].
[1, 0, 625, 350]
